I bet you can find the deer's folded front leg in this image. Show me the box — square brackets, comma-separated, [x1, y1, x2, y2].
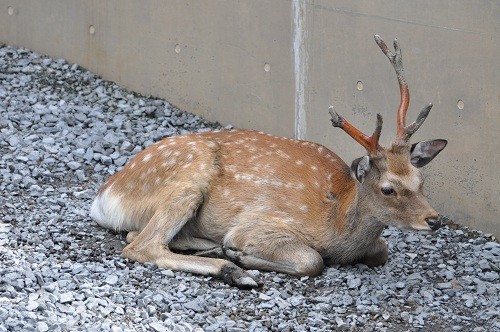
[222, 215, 324, 276]
[122, 189, 259, 289]
[356, 237, 388, 267]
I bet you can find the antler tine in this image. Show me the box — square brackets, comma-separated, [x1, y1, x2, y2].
[402, 103, 433, 141]
[374, 34, 409, 141]
[329, 106, 383, 155]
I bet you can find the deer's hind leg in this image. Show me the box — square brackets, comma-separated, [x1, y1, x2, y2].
[222, 215, 324, 276]
[122, 187, 258, 288]
[169, 236, 224, 258]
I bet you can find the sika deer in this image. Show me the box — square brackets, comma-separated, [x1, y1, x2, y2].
[90, 35, 447, 288]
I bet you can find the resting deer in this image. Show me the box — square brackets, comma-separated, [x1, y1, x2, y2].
[91, 35, 447, 288]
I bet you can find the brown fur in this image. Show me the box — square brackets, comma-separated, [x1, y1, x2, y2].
[91, 129, 441, 288]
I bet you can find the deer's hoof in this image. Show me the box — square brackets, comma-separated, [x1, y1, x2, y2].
[220, 265, 260, 289]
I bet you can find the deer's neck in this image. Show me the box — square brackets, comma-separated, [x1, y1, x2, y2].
[346, 186, 386, 239]
[322, 186, 385, 263]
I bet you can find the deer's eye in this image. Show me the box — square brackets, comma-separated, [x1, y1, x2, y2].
[381, 187, 396, 196]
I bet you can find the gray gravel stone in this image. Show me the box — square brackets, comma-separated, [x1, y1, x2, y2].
[67, 161, 81, 170]
[347, 277, 362, 289]
[59, 292, 75, 304]
[26, 300, 39, 311]
[8, 135, 21, 147]
[183, 300, 204, 313]
[37, 322, 49, 332]
[105, 274, 119, 285]
[482, 271, 498, 281]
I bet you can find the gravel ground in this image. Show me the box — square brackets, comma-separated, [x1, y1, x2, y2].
[0, 44, 499, 332]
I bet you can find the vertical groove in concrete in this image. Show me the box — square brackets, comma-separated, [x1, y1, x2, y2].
[293, 0, 308, 140]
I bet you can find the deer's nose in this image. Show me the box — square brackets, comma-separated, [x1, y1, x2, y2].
[425, 216, 441, 231]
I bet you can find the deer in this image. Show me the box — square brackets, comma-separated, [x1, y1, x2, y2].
[90, 35, 447, 288]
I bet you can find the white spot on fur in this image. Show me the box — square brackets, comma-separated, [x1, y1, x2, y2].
[300, 205, 309, 212]
[223, 189, 231, 197]
[310, 165, 318, 171]
[276, 150, 290, 159]
[206, 141, 217, 148]
[249, 155, 262, 162]
[246, 145, 257, 153]
[296, 160, 303, 166]
[155, 177, 161, 185]
[162, 157, 177, 168]
[130, 162, 136, 169]
[168, 141, 177, 146]
[158, 144, 167, 150]
[233, 173, 287, 188]
[284, 182, 305, 190]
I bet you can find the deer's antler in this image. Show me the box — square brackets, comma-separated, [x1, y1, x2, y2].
[329, 106, 383, 155]
[374, 35, 431, 142]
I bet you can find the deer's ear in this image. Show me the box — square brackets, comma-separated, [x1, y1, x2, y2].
[410, 139, 447, 168]
[351, 156, 371, 183]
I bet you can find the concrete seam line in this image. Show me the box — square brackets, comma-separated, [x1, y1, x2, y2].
[293, 0, 307, 140]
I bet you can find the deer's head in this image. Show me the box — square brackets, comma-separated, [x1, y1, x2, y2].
[330, 35, 447, 232]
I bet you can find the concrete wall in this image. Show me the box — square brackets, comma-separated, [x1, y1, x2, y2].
[1, 0, 498, 237]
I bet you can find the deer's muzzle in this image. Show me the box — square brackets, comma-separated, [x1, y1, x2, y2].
[425, 216, 441, 231]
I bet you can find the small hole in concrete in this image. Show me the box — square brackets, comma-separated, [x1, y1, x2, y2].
[89, 25, 96, 35]
[7, 6, 14, 15]
[264, 63, 271, 72]
[356, 81, 364, 91]
[457, 99, 464, 110]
